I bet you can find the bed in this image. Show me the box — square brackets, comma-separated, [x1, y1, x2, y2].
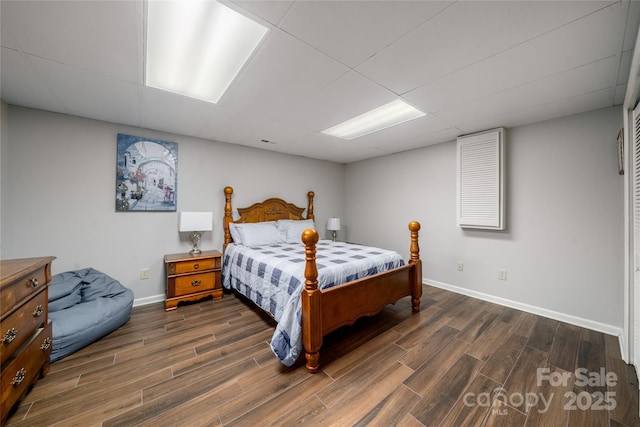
[222, 186, 422, 373]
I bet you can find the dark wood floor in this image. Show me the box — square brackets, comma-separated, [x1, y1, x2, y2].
[5, 285, 640, 426]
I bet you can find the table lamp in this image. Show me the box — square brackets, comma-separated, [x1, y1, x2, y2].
[327, 217, 341, 242]
[179, 212, 213, 254]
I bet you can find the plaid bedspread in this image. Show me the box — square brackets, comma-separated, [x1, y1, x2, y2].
[222, 240, 405, 366]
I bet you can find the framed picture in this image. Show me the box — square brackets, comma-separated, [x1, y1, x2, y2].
[116, 133, 178, 211]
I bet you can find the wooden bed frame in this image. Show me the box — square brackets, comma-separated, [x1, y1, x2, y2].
[223, 186, 422, 373]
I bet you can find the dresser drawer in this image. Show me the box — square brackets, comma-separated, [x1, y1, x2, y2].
[169, 257, 219, 275]
[173, 272, 216, 296]
[0, 267, 48, 317]
[1, 321, 52, 421]
[0, 287, 48, 365]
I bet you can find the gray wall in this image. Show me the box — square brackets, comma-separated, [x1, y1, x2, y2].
[1, 105, 625, 333]
[1, 106, 345, 304]
[0, 102, 7, 256]
[345, 107, 624, 332]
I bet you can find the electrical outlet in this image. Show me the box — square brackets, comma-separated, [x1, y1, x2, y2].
[456, 262, 464, 272]
[498, 269, 507, 280]
[140, 268, 150, 280]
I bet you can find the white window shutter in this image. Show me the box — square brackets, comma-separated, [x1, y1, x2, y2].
[457, 128, 505, 230]
[632, 104, 640, 370]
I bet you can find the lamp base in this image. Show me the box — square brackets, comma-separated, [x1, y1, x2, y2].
[331, 230, 337, 242]
[189, 231, 202, 255]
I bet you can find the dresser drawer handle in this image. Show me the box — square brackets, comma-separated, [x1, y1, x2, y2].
[33, 304, 44, 317]
[3, 328, 17, 345]
[27, 277, 39, 288]
[41, 337, 52, 351]
[193, 263, 200, 270]
[191, 280, 201, 287]
[11, 368, 26, 386]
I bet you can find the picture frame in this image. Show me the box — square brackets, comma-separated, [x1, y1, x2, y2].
[116, 133, 178, 211]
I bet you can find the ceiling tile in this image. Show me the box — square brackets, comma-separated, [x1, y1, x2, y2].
[277, 71, 398, 131]
[229, 0, 294, 26]
[405, 2, 627, 114]
[435, 56, 619, 129]
[356, 0, 617, 95]
[241, 119, 314, 148]
[196, 105, 271, 145]
[139, 87, 215, 138]
[457, 88, 614, 134]
[375, 127, 461, 155]
[349, 113, 453, 149]
[0, 28, 18, 50]
[623, 0, 640, 52]
[278, 132, 385, 164]
[1, 47, 65, 114]
[29, 55, 140, 127]
[219, 28, 348, 120]
[618, 50, 633, 85]
[1, 0, 141, 83]
[278, 0, 452, 68]
[615, 84, 628, 105]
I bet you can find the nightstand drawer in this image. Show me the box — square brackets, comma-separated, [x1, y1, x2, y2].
[0, 287, 48, 365]
[170, 257, 219, 275]
[173, 272, 216, 296]
[164, 250, 222, 311]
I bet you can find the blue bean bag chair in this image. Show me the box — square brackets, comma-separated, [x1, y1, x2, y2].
[48, 268, 133, 362]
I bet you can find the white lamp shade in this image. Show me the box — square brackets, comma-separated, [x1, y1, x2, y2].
[179, 212, 213, 232]
[327, 217, 341, 231]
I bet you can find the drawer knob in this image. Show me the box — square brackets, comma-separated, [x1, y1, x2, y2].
[3, 328, 17, 345]
[193, 263, 200, 270]
[191, 280, 201, 287]
[33, 304, 44, 317]
[28, 278, 39, 288]
[11, 368, 26, 386]
[41, 337, 52, 351]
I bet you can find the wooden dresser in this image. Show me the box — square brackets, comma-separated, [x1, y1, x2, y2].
[1, 257, 55, 425]
[164, 250, 222, 311]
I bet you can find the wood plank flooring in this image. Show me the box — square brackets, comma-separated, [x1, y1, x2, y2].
[5, 285, 640, 426]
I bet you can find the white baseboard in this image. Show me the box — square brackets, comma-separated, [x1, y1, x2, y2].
[133, 294, 165, 307]
[424, 278, 625, 351]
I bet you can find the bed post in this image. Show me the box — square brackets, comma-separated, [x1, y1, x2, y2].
[224, 186, 234, 249]
[301, 228, 321, 373]
[409, 221, 422, 313]
[306, 191, 315, 220]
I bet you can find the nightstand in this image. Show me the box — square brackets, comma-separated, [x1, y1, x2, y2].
[164, 250, 222, 311]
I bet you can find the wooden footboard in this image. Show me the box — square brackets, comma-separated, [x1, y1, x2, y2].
[301, 221, 422, 373]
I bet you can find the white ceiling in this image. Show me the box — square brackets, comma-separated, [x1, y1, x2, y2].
[1, 0, 639, 164]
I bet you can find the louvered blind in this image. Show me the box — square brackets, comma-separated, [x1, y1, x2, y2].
[457, 128, 505, 229]
[633, 106, 640, 369]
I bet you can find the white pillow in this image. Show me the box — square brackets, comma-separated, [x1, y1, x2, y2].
[228, 223, 242, 244]
[277, 219, 315, 244]
[233, 221, 285, 248]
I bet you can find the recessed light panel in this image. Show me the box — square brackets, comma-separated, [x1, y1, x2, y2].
[145, 0, 268, 103]
[321, 99, 426, 140]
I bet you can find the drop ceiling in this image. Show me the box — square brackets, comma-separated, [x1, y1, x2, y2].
[1, 0, 639, 164]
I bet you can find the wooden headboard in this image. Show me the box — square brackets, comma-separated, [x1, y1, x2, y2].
[223, 186, 315, 248]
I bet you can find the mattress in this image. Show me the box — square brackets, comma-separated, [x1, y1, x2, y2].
[222, 240, 404, 366]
